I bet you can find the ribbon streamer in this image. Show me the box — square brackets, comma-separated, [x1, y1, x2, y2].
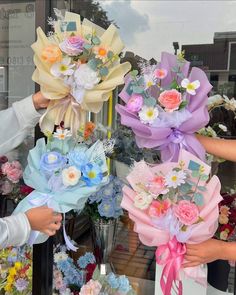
[156, 236, 186, 295]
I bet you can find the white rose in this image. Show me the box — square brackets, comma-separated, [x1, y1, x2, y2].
[134, 191, 153, 210]
[62, 166, 81, 186]
[74, 64, 100, 90]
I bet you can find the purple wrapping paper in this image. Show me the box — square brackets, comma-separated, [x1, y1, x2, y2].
[116, 52, 212, 162]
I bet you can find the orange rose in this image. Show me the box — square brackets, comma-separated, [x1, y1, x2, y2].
[158, 89, 182, 112]
[41, 45, 62, 63]
[85, 122, 96, 132]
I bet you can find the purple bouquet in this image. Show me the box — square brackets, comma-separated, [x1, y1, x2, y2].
[116, 52, 212, 162]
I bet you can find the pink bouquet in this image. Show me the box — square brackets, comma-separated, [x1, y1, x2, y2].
[121, 150, 222, 295]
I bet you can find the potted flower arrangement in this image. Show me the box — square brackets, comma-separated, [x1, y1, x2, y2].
[85, 176, 124, 266]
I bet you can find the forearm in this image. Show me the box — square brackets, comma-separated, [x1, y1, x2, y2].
[218, 241, 236, 260]
[0, 213, 31, 249]
[196, 134, 236, 162]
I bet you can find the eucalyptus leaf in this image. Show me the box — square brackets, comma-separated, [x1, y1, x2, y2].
[198, 186, 207, 192]
[87, 59, 98, 71]
[126, 82, 134, 95]
[100, 67, 109, 76]
[194, 193, 204, 206]
[144, 97, 156, 107]
[85, 33, 92, 40]
[171, 66, 180, 73]
[186, 180, 195, 186]
[92, 36, 101, 45]
[179, 183, 192, 193]
[83, 43, 93, 50]
[131, 70, 138, 77]
[182, 195, 192, 201]
[107, 51, 114, 59]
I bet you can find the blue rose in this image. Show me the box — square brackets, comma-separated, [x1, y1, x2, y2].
[118, 275, 131, 293]
[107, 272, 119, 289]
[40, 151, 66, 175]
[81, 163, 103, 187]
[68, 151, 89, 170]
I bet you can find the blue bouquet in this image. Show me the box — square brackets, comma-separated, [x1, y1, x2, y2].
[14, 127, 109, 248]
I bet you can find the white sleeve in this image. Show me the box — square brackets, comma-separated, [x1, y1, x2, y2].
[0, 213, 31, 249]
[0, 95, 41, 155]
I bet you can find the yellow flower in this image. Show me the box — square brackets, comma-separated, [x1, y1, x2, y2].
[9, 267, 16, 277]
[4, 283, 13, 292]
[14, 261, 22, 270]
[7, 275, 14, 284]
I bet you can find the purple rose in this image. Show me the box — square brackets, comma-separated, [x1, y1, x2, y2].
[59, 35, 85, 56]
[40, 151, 66, 175]
[126, 94, 143, 112]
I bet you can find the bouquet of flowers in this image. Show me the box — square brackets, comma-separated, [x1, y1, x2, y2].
[0, 156, 33, 204]
[0, 245, 32, 295]
[53, 248, 97, 295]
[86, 175, 124, 221]
[116, 52, 212, 162]
[32, 9, 130, 135]
[80, 269, 136, 295]
[214, 192, 236, 241]
[13, 123, 111, 249]
[121, 149, 222, 294]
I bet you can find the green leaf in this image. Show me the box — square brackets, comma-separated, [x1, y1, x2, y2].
[131, 70, 138, 77]
[178, 100, 188, 110]
[83, 43, 93, 50]
[107, 51, 114, 59]
[132, 85, 144, 94]
[200, 174, 209, 181]
[171, 66, 180, 73]
[170, 80, 179, 90]
[198, 186, 207, 192]
[85, 33, 92, 40]
[186, 180, 195, 186]
[92, 36, 101, 45]
[173, 167, 182, 172]
[181, 225, 188, 232]
[191, 170, 200, 178]
[99, 67, 109, 76]
[126, 82, 134, 95]
[92, 266, 101, 280]
[194, 193, 204, 206]
[182, 195, 192, 201]
[87, 59, 99, 71]
[144, 97, 156, 107]
[179, 183, 192, 193]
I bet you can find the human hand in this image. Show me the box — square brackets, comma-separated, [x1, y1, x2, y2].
[25, 206, 62, 236]
[183, 239, 225, 268]
[32, 91, 49, 110]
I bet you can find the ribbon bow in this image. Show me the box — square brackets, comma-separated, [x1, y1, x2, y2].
[156, 236, 186, 295]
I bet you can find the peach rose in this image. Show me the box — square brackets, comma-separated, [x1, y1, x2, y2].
[174, 200, 199, 225]
[148, 199, 171, 218]
[41, 45, 62, 63]
[158, 89, 182, 112]
[219, 214, 229, 225]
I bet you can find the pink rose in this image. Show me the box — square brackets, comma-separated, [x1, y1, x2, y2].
[174, 200, 199, 225]
[147, 176, 168, 195]
[1, 180, 13, 195]
[154, 68, 167, 79]
[79, 280, 102, 295]
[2, 161, 23, 183]
[126, 94, 143, 112]
[148, 199, 171, 218]
[158, 89, 182, 112]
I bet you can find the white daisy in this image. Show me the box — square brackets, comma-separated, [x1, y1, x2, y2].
[53, 128, 72, 140]
[50, 57, 75, 77]
[138, 106, 159, 124]
[181, 78, 200, 95]
[143, 73, 157, 89]
[165, 170, 186, 189]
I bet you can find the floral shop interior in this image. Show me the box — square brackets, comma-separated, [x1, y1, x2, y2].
[0, 0, 236, 295]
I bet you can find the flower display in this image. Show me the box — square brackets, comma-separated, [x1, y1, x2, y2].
[0, 157, 33, 204]
[86, 175, 124, 221]
[121, 149, 222, 294]
[33, 10, 131, 135]
[0, 245, 32, 295]
[116, 52, 212, 162]
[13, 124, 110, 249]
[215, 192, 236, 241]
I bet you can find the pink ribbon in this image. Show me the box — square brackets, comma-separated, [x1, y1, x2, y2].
[39, 95, 84, 136]
[156, 236, 186, 295]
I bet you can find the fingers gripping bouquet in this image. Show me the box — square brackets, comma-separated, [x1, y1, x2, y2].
[121, 150, 222, 295]
[116, 52, 212, 162]
[32, 9, 130, 136]
[13, 124, 111, 250]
